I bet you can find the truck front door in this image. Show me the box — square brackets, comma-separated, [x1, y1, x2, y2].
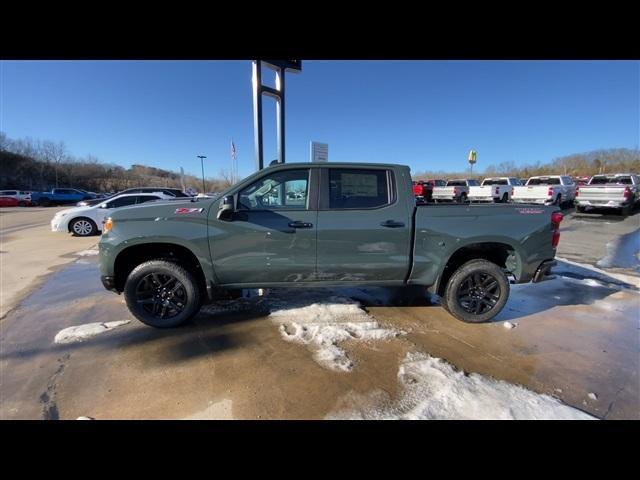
[315, 167, 412, 283]
[209, 168, 318, 285]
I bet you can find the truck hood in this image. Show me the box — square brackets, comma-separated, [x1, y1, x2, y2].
[107, 197, 217, 220]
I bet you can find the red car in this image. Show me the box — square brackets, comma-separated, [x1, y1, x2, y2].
[412, 179, 446, 202]
[0, 196, 20, 207]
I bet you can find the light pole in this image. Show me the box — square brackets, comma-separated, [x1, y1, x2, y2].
[197, 155, 207, 193]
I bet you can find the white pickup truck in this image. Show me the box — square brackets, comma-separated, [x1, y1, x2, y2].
[575, 173, 639, 216]
[468, 177, 522, 203]
[511, 175, 576, 206]
[432, 179, 480, 203]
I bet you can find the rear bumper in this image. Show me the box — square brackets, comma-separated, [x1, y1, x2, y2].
[512, 198, 552, 205]
[532, 260, 556, 283]
[575, 199, 629, 208]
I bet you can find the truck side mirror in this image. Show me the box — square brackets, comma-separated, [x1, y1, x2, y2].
[217, 195, 235, 221]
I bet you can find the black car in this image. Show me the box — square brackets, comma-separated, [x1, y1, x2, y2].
[76, 188, 191, 207]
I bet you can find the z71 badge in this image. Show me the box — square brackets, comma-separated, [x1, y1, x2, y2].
[175, 208, 204, 214]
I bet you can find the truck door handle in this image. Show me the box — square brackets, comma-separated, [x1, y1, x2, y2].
[380, 220, 405, 228]
[288, 221, 313, 229]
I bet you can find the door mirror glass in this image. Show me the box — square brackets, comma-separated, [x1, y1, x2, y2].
[217, 195, 235, 220]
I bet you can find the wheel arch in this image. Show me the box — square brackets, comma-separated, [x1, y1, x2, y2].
[113, 242, 207, 297]
[432, 241, 520, 297]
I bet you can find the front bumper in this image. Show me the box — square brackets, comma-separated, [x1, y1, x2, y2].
[50, 217, 67, 232]
[101, 275, 117, 292]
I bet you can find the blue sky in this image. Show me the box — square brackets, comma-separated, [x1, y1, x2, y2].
[1, 60, 638, 179]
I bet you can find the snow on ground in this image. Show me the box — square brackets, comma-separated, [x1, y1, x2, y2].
[75, 249, 99, 256]
[596, 228, 640, 273]
[555, 257, 640, 289]
[268, 291, 403, 371]
[328, 352, 596, 420]
[54, 320, 130, 344]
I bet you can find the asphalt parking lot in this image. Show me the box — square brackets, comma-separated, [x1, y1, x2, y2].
[0, 205, 638, 419]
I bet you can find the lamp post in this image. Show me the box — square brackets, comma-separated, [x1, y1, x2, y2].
[197, 155, 207, 193]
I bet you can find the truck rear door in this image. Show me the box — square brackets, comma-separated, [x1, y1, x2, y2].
[315, 167, 412, 283]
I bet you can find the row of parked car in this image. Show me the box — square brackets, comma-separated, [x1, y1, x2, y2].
[413, 173, 640, 215]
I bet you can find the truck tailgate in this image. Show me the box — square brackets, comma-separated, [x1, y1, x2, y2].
[578, 186, 626, 203]
[512, 185, 549, 200]
[468, 186, 494, 199]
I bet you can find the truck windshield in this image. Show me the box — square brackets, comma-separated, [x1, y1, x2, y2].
[527, 178, 560, 185]
[590, 176, 632, 185]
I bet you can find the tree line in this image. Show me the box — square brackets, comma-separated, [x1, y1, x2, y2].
[413, 148, 640, 181]
[0, 132, 234, 193]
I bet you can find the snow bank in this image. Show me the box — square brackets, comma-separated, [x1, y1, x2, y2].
[596, 229, 640, 272]
[269, 293, 403, 371]
[328, 352, 596, 420]
[555, 257, 640, 289]
[54, 320, 130, 344]
[75, 249, 99, 257]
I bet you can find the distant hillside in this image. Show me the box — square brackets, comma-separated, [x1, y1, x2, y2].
[0, 132, 232, 193]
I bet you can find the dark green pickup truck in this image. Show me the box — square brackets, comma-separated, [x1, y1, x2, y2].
[99, 163, 562, 328]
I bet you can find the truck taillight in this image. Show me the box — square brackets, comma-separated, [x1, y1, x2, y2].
[575, 187, 580, 197]
[547, 187, 553, 197]
[551, 212, 563, 248]
[495, 187, 500, 195]
[510, 187, 514, 197]
[623, 187, 631, 198]
[454, 187, 459, 195]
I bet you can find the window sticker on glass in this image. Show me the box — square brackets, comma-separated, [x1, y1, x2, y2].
[340, 173, 379, 197]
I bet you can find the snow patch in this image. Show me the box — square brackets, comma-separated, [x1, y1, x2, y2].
[588, 393, 598, 401]
[503, 321, 516, 330]
[328, 352, 596, 420]
[54, 320, 130, 344]
[75, 249, 99, 256]
[269, 293, 403, 371]
[555, 257, 640, 289]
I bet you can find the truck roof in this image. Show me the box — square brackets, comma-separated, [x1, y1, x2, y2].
[263, 161, 410, 170]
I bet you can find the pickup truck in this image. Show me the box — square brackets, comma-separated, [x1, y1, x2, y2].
[575, 173, 639, 215]
[412, 179, 446, 203]
[432, 179, 480, 203]
[31, 188, 95, 206]
[468, 177, 522, 203]
[511, 176, 576, 206]
[98, 162, 562, 328]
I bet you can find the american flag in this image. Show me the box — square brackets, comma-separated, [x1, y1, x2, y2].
[231, 140, 237, 160]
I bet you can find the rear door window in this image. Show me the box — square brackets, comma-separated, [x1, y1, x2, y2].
[328, 169, 391, 209]
[106, 196, 139, 208]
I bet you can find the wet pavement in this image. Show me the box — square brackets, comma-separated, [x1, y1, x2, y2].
[0, 252, 637, 420]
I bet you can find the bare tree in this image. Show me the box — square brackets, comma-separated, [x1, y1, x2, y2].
[42, 140, 67, 188]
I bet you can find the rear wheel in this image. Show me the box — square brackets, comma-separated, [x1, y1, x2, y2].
[17, 201, 26, 207]
[70, 218, 97, 236]
[576, 205, 586, 213]
[554, 194, 562, 207]
[124, 260, 202, 328]
[441, 259, 510, 323]
[40, 198, 51, 207]
[620, 205, 631, 216]
[501, 193, 509, 203]
[459, 193, 468, 204]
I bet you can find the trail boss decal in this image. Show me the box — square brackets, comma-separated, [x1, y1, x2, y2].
[175, 208, 204, 215]
[516, 208, 544, 214]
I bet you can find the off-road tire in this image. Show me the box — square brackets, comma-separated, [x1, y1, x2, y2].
[124, 260, 202, 328]
[441, 259, 510, 323]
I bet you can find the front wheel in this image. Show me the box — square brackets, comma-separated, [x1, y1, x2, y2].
[441, 259, 510, 323]
[124, 260, 202, 328]
[70, 217, 97, 236]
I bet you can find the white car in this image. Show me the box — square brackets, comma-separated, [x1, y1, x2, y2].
[0, 190, 32, 206]
[51, 193, 172, 236]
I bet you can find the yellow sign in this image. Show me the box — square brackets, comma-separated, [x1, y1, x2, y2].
[468, 150, 477, 164]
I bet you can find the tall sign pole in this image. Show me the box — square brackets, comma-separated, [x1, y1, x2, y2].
[252, 60, 302, 171]
[468, 149, 477, 174]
